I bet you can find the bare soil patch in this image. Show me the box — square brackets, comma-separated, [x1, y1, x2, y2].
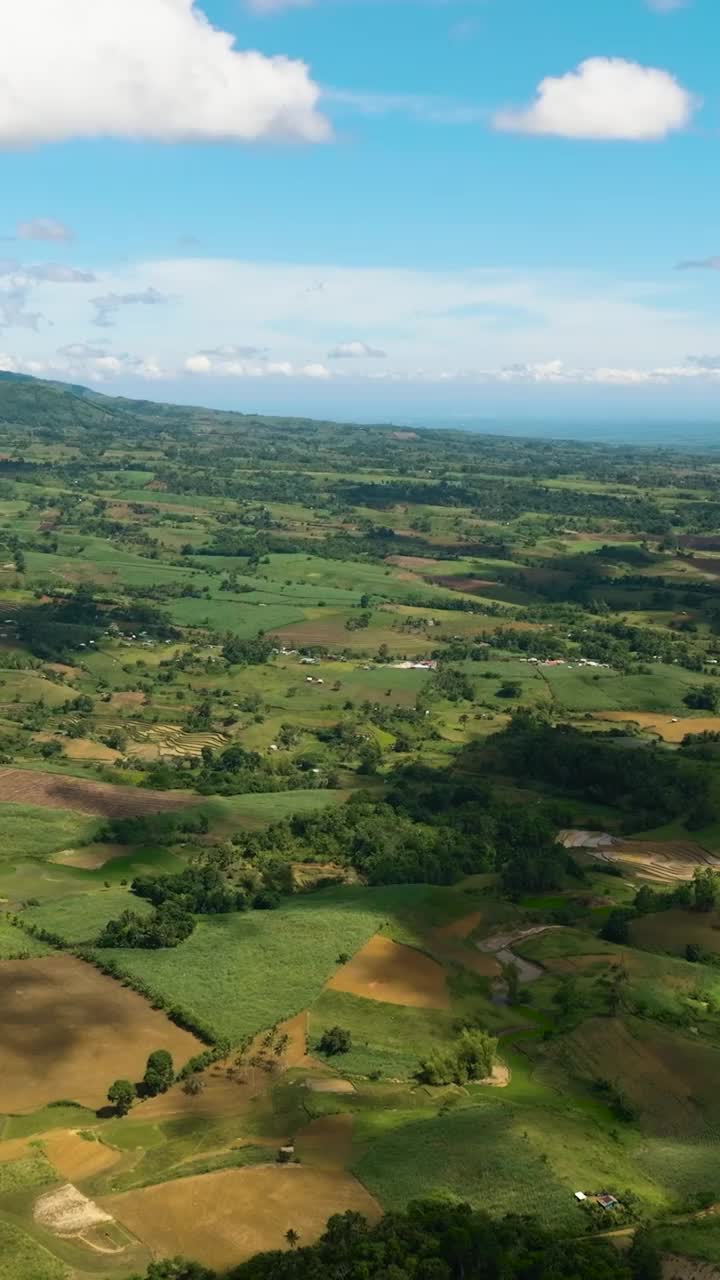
[433, 911, 483, 942]
[45, 663, 80, 679]
[41, 1130, 119, 1181]
[0, 955, 200, 1112]
[306, 1077, 356, 1094]
[63, 739, 121, 763]
[102, 1166, 382, 1271]
[432, 576, 496, 593]
[50, 844, 127, 870]
[110, 691, 146, 709]
[0, 767, 194, 817]
[663, 1255, 720, 1280]
[327, 934, 448, 1009]
[35, 1182, 112, 1237]
[386, 555, 441, 570]
[593, 711, 720, 743]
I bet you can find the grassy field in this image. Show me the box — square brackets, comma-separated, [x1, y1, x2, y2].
[0, 1219, 67, 1280]
[0, 804, 98, 862]
[97, 885, 435, 1043]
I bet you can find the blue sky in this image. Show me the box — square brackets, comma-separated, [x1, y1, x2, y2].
[0, 0, 718, 423]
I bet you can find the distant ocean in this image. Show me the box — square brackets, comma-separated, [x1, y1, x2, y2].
[404, 418, 720, 448]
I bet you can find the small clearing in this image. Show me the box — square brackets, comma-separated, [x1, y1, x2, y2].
[327, 935, 449, 1009]
[306, 1077, 356, 1094]
[433, 911, 483, 942]
[102, 1165, 382, 1272]
[34, 1183, 112, 1236]
[0, 768, 194, 817]
[50, 843, 127, 870]
[296, 1114, 354, 1170]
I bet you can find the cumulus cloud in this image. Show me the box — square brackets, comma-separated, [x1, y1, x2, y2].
[15, 218, 73, 242]
[328, 340, 387, 359]
[91, 288, 171, 328]
[0, 0, 329, 147]
[184, 352, 330, 379]
[677, 256, 720, 271]
[493, 57, 696, 141]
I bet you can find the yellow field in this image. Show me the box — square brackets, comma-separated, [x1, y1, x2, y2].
[327, 934, 449, 1008]
[102, 1165, 382, 1270]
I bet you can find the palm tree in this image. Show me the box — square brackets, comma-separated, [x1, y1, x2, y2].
[285, 1228, 300, 1250]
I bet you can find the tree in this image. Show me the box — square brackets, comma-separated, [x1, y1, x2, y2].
[693, 866, 718, 913]
[601, 908, 631, 944]
[144, 1049, 174, 1096]
[318, 1026, 352, 1056]
[108, 1079, 136, 1116]
[627, 1232, 662, 1280]
[684, 682, 720, 713]
[183, 1075, 206, 1097]
[496, 680, 521, 699]
[285, 1229, 300, 1250]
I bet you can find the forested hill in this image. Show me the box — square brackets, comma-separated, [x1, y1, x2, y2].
[0, 371, 385, 440]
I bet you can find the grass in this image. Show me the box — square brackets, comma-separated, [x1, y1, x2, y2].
[0, 1219, 67, 1280]
[0, 1154, 56, 1195]
[353, 1099, 578, 1229]
[0, 805, 98, 863]
[308, 988, 455, 1079]
[0, 917, 50, 960]
[647, 1218, 720, 1264]
[98, 884, 437, 1044]
[1, 1106, 97, 1141]
[22, 887, 152, 944]
[631, 908, 720, 959]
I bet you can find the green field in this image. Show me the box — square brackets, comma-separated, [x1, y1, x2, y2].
[95, 885, 434, 1043]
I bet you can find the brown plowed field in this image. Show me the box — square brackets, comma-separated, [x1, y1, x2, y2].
[0, 768, 194, 817]
[593, 711, 720, 743]
[102, 1166, 382, 1271]
[0, 955, 200, 1111]
[327, 934, 449, 1008]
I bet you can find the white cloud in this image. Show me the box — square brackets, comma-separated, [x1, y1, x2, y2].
[16, 218, 73, 242]
[328, 340, 387, 359]
[493, 57, 696, 141]
[185, 355, 213, 374]
[301, 362, 331, 379]
[0, 0, 329, 147]
[92, 288, 171, 328]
